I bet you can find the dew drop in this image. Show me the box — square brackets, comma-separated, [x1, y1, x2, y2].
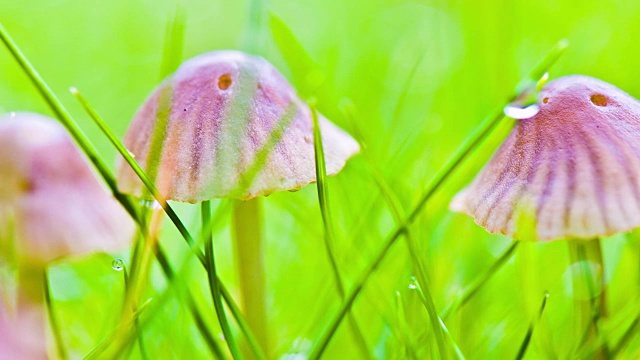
[112, 258, 125, 271]
[408, 283, 418, 289]
[504, 103, 540, 120]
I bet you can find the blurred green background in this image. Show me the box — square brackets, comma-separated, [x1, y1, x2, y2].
[3, 0, 640, 358]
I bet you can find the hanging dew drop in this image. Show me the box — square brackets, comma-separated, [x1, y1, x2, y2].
[112, 258, 125, 271]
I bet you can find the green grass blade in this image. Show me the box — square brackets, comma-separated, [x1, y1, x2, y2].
[343, 102, 449, 358]
[309, 40, 568, 359]
[269, 14, 323, 96]
[0, 21, 242, 359]
[0, 21, 138, 219]
[71, 88, 265, 359]
[159, 0, 185, 80]
[244, 0, 266, 54]
[411, 279, 465, 360]
[610, 313, 640, 356]
[515, 292, 549, 360]
[202, 201, 242, 359]
[70, 88, 202, 262]
[84, 298, 155, 360]
[440, 241, 520, 319]
[153, 246, 226, 359]
[44, 270, 67, 360]
[310, 102, 371, 358]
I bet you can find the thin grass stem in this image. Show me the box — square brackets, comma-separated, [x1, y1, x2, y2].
[44, 270, 67, 360]
[159, 0, 185, 80]
[152, 245, 227, 359]
[411, 279, 465, 360]
[0, 21, 246, 359]
[309, 102, 371, 358]
[515, 292, 549, 360]
[203, 200, 242, 359]
[440, 241, 520, 319]
[118, 257, 149, 360]
[308, 40, 568, 359]
[71, 87, 265, 359]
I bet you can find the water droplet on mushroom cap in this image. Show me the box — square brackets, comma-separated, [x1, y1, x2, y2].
[116, 51, 359, 202]
[452, 75, 640, 241]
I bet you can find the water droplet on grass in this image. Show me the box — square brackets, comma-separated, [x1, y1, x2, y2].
[112, 258, 125, 271]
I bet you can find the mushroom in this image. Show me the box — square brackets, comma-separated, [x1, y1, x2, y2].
[116, 50, 359, 353]
[0, 299, 47, 359]
[0, 112, 134, 357]
[451, 75, 640, 241]
[451, 75, 640, 352]
[0, 113, 134, 263]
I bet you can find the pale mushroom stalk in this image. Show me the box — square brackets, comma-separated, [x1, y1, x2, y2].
[232, 198, 269, 355]
[15, 261, 46, 347]
[567, 238, 608, 356]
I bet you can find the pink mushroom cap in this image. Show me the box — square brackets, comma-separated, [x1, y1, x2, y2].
[452, 75, 640, 241]
[116, 50, 359, 202]
[0, 113, 134, 263]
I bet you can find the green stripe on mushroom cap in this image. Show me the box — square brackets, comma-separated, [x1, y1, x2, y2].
[451, 75, 640, 241]
[117, 50, 359, 202]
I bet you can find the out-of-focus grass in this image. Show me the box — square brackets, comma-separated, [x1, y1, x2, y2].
[3, 0, 640, 359]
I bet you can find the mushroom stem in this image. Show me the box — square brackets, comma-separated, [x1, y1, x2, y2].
[567, 238, 608, 357]
[232, 198, 269, 356]
[16, 260, 46, 350]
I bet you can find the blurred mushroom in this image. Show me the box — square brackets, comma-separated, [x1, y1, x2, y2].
[451, 75, 640, 352]
[0, 297, 47, 359]
[0, 112, 134, 263]
[116, 50, 359, 353]
[0, 112, 134, 358]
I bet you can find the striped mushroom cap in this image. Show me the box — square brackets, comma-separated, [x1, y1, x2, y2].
[0, 113, 133, 263]
[116, 51, 359, 202]
[451, 75, 640, 241]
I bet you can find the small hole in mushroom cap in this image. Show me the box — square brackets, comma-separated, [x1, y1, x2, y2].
[542, 97, 549, 104]
[218, 74, 232, 90]
[590, 94, 608, 107]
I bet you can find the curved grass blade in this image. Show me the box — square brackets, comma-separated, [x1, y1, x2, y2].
[84, 298, 155, 360]
[343, 101, 449, 358]
[0, 21, 137, 218]
[269, 13, 324, 98]
[202, 201, 242, 359]
[309, 102, 371, 358]
[159, 0, 185, 80]
[440, 241, 520, 320]
[44, 270, 67, 360]
[515, 292, 549, 360]
[308, 40, 569, 359]
[411, 278, 465, 360]
[71, 88, 266, 359]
